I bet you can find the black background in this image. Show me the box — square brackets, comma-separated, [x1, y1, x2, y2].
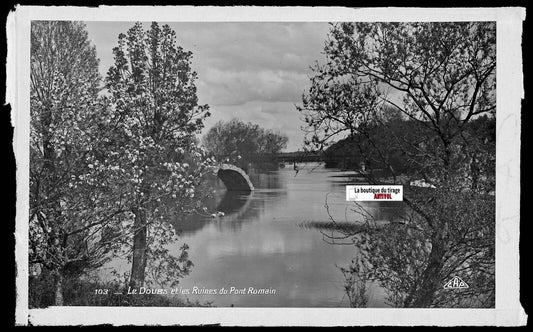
[1, 0, 528, 327]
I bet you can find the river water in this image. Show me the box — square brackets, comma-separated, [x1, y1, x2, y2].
[164, 162, 403, 307]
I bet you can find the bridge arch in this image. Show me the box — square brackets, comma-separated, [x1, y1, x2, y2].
[217, 164, 254, 192]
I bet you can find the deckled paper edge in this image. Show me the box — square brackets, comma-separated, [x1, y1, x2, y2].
[8, 4, 30, 326]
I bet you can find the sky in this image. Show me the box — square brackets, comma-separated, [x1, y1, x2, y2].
[84, 22, 332, 152]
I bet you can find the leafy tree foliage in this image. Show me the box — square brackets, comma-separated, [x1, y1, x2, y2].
[203, 118, 288, 167]
[104, 22, 214, 288]
[29, 21, 126, 306]
[29, 21, 215, 308]
[298, 22, 495, 307]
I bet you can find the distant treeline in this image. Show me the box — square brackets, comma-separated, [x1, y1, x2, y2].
[203, 118, 288, 171]
[323, 115, 495, 174]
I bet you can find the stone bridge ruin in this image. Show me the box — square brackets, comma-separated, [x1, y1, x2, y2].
[217, 163, 254, 192]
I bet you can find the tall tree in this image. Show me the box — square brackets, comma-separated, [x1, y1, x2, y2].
[30, 21, 126, 306]
[298, 22, 495, 307]
[105, 22, 213, 288]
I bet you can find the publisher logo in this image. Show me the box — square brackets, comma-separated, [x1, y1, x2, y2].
[443, 276, 469, 289]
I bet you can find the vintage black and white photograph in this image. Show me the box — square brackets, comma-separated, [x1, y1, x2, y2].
[11, 6, 525, 326]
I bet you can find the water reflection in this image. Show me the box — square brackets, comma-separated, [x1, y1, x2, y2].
[174, 170, 287, 236]
[216, 191, 252, 215]
[172, 163, 404, 307]
[103, 162, 490, 308]
[99, 163, 412, 307]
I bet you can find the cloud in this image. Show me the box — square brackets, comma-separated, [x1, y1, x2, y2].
[167, 22, 330, 108]
[169, 22, 330, 75]
[84, 21, 332, 152]
[197, 68, 308, 106]
[260, 105, 288, 115]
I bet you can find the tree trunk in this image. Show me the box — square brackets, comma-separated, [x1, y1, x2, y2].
[130, 207, 148, 288]
[407, 236, 446, 308]
[470, 154, 480, 191]
[43, 105, 67, 306]
[54, 272, 64, 306]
